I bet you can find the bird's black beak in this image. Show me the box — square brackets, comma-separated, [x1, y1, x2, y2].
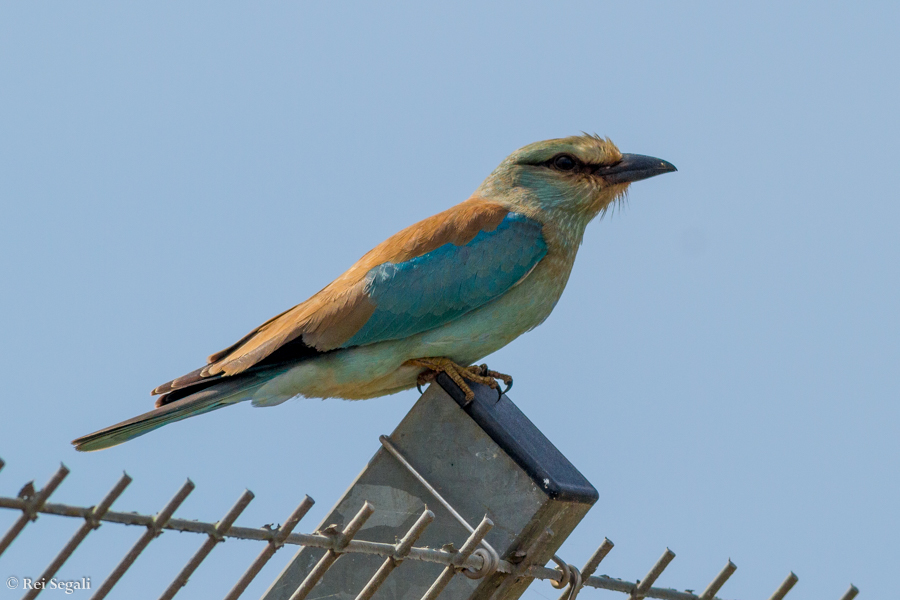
[597, 153, 677, 184]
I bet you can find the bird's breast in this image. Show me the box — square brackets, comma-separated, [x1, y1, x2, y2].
[407, 245, 578, 363]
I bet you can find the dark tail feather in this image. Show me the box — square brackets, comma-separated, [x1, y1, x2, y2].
[72, 377, 262, 452]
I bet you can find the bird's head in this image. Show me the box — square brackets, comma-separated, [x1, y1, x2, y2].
[476, 134, 676, 230]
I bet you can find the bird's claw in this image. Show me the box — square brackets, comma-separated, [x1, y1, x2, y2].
[474, 364, 513, 399]
[407, 358, 512, 404]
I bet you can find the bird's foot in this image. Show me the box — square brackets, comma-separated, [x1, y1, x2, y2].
[405, 357, 513, 403]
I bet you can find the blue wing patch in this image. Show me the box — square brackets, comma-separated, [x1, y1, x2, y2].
[344, 212, 547, 347]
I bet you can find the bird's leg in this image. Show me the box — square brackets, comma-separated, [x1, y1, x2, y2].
[405, 357, 513, 403]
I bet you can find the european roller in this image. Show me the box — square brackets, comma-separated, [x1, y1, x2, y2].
[73, 135, 675, 451]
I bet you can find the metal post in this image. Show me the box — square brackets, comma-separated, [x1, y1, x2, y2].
[379, 434, 501, 560]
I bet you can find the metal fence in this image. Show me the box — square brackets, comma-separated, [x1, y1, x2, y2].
[0, 457, 859, 600]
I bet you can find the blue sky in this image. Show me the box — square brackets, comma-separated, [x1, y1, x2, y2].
[1, 3, 897, 599]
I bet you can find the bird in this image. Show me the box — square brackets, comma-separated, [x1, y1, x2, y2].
[72, 134, 676, 451]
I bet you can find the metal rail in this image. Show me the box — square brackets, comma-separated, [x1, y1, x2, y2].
[0, 458, 857, 600]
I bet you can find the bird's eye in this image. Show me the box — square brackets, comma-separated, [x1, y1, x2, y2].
[553, 155, 577, 171]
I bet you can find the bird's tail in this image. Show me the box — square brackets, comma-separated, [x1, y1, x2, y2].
[72, 376, 265, 452]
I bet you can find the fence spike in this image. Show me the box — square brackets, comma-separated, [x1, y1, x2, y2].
[631, 548, 676, 600]
[581, 538, 615, 580]
[421, 515, 494, 600]
[224, 495, 315, 600]
[767, 572, 798, 600]
[0, 464, 69, 557]
[92, 479, 194, 600]
[556, 537, 615, 600]
[23, 473, 131, 600]
[289, 501, 376, 600]
[159, 489, 255, 600]
[699, 560, 737, 600]
[356, 509, 434, 600]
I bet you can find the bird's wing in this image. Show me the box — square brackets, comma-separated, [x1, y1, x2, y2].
[154, 198, 547, 394]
